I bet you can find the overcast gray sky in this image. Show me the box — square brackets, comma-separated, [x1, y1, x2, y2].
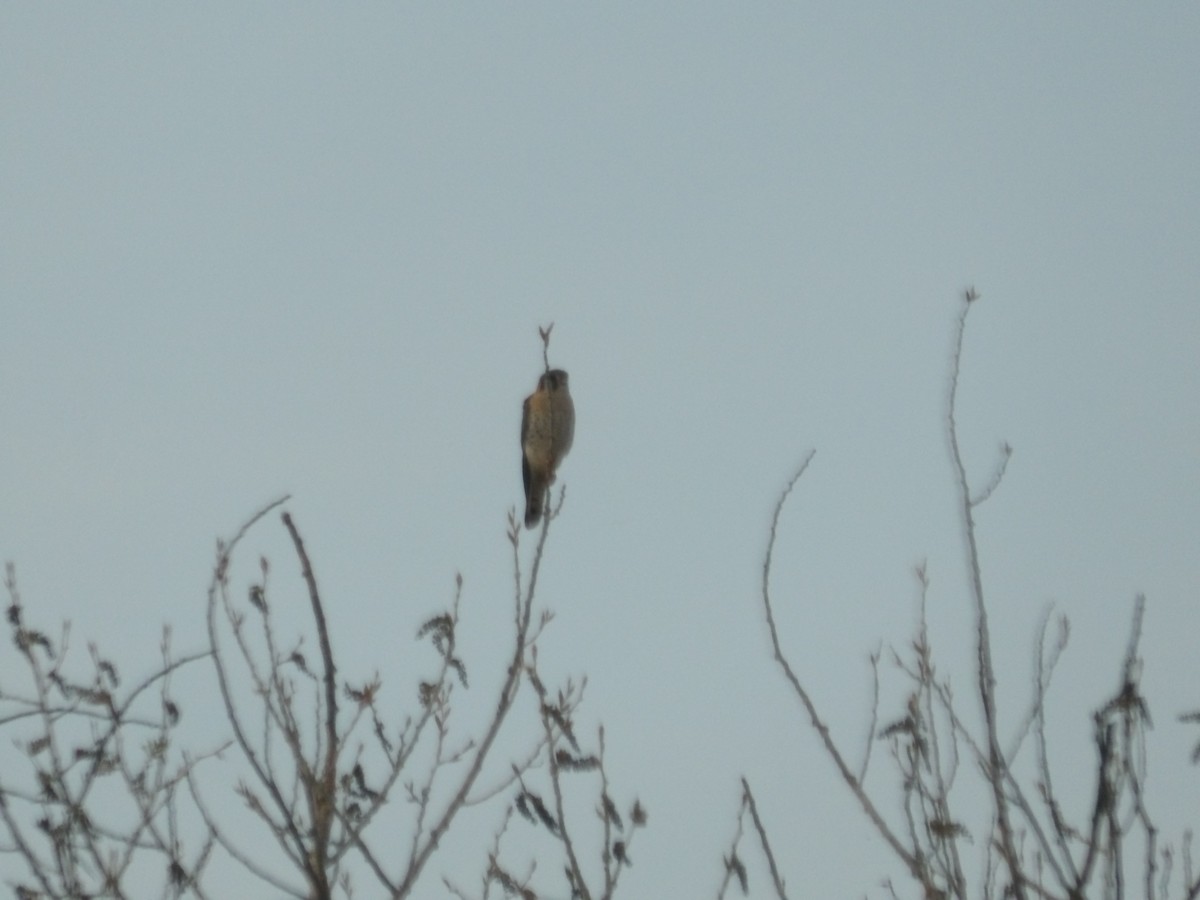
[2, 5, 1198, 897]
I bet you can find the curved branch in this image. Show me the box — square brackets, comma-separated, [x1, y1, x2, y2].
[760, 451, 925, 884]
[204, 497, 313, 886]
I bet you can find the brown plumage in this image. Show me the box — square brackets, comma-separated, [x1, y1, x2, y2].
[520, 369, 575, 528]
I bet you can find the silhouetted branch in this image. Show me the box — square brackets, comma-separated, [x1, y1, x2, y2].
[759, 450, 925, 884]
[947, 290, 1025, 899]
[740, 295, 1194, 899]
[1, 563, 218, 898]
[281, 511, 338, 896]
[742, 778, 788, 900]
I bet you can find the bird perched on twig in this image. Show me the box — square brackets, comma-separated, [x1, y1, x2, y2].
[520, 369, 575, 528]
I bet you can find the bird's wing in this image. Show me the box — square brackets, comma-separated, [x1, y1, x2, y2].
[520, 393, 533, 497]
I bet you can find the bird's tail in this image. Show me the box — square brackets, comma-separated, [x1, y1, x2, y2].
[524, 490, 543, 529]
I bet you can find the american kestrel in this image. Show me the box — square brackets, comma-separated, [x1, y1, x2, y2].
[521, 369, 575, 528]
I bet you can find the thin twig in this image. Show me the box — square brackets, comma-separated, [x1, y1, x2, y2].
[741, 778, 789, 900]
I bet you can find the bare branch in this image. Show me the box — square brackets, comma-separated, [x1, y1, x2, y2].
[741, 778, 788, 900]
[281, 511, 339, 895]
[760, 451, 924, 882]
[946, 291, 1026, 900]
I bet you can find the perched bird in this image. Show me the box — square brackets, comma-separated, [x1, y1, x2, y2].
[520, 369, 575, 528]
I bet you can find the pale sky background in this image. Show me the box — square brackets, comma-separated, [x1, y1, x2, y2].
[2, 5, 1198, 898]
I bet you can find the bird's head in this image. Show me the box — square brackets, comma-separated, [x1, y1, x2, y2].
[540, 369, 569, 391]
